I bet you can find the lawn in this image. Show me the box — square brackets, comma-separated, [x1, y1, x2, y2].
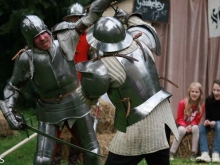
[0, 109, 37, 165]
[0, 110, 214, 165]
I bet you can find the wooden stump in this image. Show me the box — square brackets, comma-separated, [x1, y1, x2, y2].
[0, 111, 16, 137]
[170, 130, 215, 158]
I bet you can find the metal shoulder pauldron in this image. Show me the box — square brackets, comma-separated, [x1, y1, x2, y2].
[52, 21, 76, 33]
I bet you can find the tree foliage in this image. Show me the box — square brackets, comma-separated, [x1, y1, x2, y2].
[0, 0, 94, 100]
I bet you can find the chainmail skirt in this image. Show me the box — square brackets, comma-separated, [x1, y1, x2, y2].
[109, 99, 179, 155]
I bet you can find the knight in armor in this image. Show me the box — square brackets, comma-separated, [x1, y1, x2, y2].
[62, 2, 90, 80]
[53, 3, 90, 165]
[76, 9, 179, 165]
[0, 0, 122, 165]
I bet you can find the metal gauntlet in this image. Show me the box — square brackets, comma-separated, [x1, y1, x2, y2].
[114, 9, 142, 26]
[75, 20, 88, 35]
[1, 83, 23, 130]
[0, 101, 22, 130]
[89, 0, 122, 16]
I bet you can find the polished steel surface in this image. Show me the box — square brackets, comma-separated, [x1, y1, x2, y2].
[20, 15, 51, 48]
[128, 24, 161, 55]
[64, 3, 86, 19]
[107, 43, 165, 132]
[87, 17, 133, 52]
[76, 60, 110, 99]
[52, 21, 75, 33]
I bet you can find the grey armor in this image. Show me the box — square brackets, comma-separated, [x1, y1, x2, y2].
[87, 17, 133, 52]
[74, 7, 180, 164]
[20, 15, 51, 48]
[128, 25, 161, 55]
[1, 0, 122, 164]
[78, 16, 169, 132]
[76, 16, 179, 157]
[4, 16, 97, 165]
[63, 3, 86, 21]
[76, 42, 171, 132]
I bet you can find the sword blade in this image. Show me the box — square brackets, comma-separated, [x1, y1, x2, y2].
[23, 124, 105, 158]
[93, 101, 100, 132]
[93, 119, 98, 132]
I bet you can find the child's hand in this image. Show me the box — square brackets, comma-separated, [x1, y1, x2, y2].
[210, 121, 216, 128]
[204, 120, 210, 126]
[186, 125, 192, 133]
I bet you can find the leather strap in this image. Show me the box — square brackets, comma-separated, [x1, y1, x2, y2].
[12, 46, 28, 60]
[133, 32, 147, 61]
[120, 97, 131, 118]
[159, 76, 179, 88]
[40, 84, 80, 103]
[92, 53, 139, 62]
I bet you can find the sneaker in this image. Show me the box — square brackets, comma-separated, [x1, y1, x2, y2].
[212, 152, 220, 163]
[169, 152, 175, 161]
[196, 152, 211, 163]
[190, 152, 197, 161]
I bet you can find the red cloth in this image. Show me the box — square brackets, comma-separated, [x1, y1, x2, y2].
[176, 99, 205, 127]
[74, 33, 90, 80]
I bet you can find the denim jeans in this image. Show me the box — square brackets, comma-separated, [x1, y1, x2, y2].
[199, 121, 220, 153]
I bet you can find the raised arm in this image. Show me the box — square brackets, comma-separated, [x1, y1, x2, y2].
[52, 0, 124, 60]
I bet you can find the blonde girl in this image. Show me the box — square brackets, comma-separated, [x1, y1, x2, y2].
[170, 82, 205, 161]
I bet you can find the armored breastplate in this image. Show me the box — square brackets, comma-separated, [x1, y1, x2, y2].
[108, 42, 171, 132]
[31, 41, 78, 99]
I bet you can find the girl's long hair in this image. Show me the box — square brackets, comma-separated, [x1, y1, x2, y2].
[185, 82, 203, 116]
[210, 79, 220, 102]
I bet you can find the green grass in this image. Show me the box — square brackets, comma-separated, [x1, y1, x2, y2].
[0, 110, 215, 165]
[170, 157, 217, 165]
[0, 109, 37, 165]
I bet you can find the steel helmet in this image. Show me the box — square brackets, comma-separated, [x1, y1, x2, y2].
[20, 15, 51, 48]
[87, 17, 133, 53]
[63, 3, 86, 21]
